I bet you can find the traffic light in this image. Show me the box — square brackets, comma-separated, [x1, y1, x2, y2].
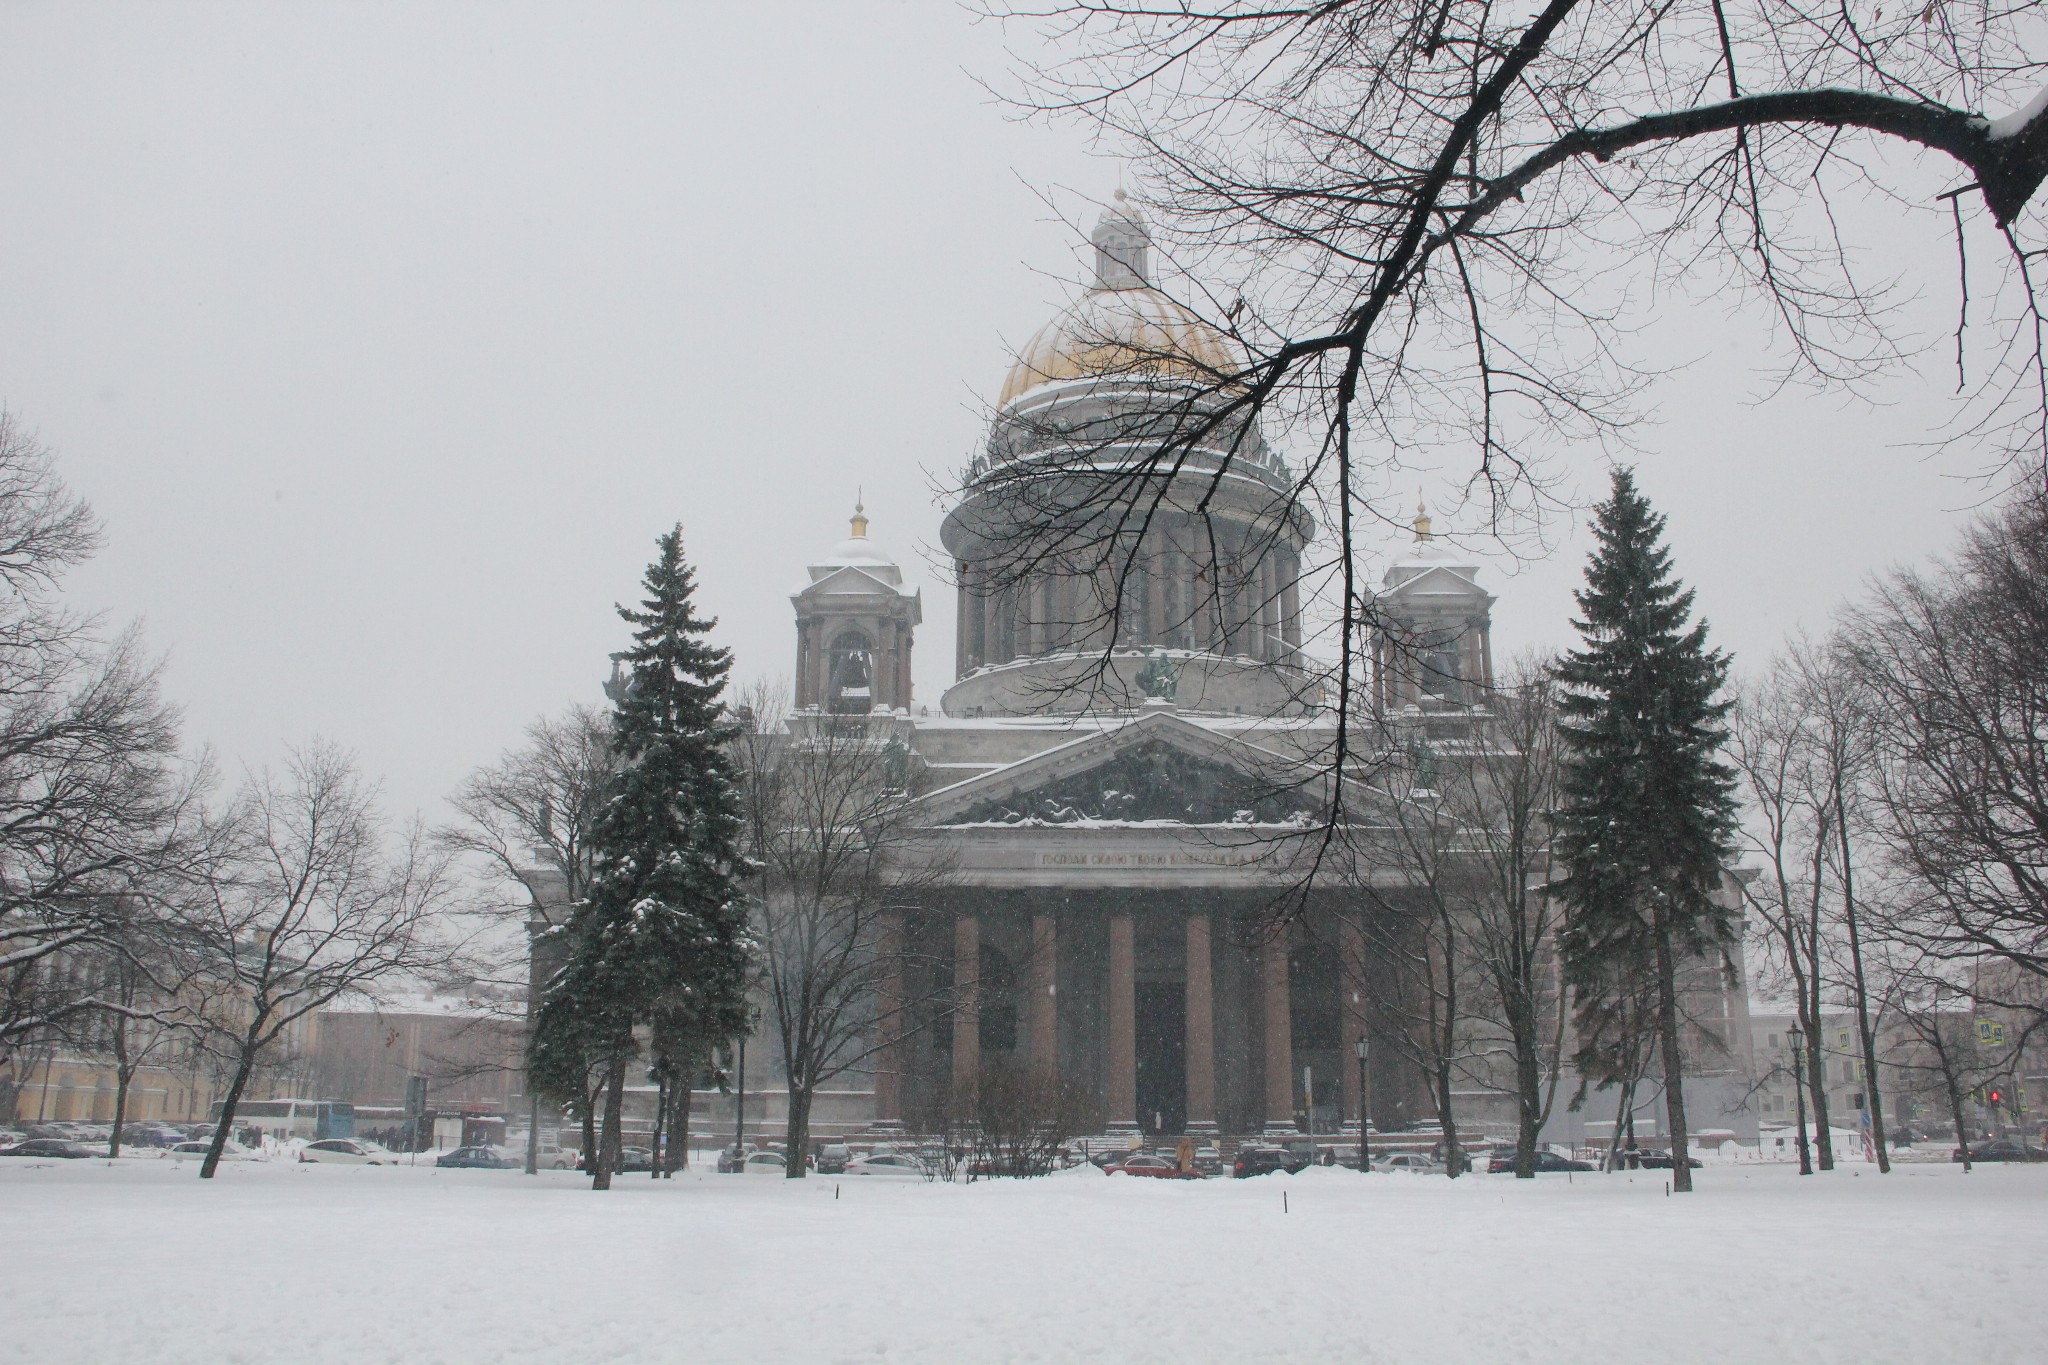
[1988, 1087, 2004, 1106]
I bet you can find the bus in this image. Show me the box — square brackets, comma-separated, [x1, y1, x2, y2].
[211, 1099, 355, 1142]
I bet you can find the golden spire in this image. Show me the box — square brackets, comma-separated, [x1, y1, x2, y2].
[1413, 490, 1433, 543]
[849, 491, 868, 540]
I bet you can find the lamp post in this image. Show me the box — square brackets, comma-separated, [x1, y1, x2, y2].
[1355, 1037, 1372, 1171]
[1787, 1027, 1812, 1176]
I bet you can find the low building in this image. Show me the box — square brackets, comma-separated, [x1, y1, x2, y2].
[303, 989, 526, 1144]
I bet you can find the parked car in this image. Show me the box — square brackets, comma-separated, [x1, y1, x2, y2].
[844, 1152, 929, 1180]
[437, 1145, 518, 1169]
[1487, 1149, 1594, 1174]
[1430, 1143, 1481, 1174]
[742, 1151, 788, 1175]
[27, 1123, 89, 1141]
[1953, 1137, 2048, 1163]
[1191, 1146, 1224, 1177]
[535, 1144, 575, 1170]
[166, 1140, 260, 1162]
[298, 1138, 396, 1166]
[715, 1143, 759, 1174]
[1374, 1151, 1447, 1174]
[1232, 1145, 1311, 1178]
[572, 1145, 653, 1173]
[1107, 1154, 1202, 1180]
[1, 1138, 97, 1159]
[815, 1144, 852, 1175]
[1634, 1149, 1703, 1170]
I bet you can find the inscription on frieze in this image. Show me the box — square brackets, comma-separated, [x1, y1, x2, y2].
[1034, 847, 1266, 869]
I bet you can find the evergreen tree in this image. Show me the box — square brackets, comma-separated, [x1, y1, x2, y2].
[531, 526, 752, 1190]
[1553, 469, 1738, 1193]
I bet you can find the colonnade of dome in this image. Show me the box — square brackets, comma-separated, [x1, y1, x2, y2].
[938, 199, 1314, 718]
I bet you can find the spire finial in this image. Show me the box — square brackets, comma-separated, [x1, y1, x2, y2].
[849, 491, 868, 540]
[1413, 490, 1433, 543]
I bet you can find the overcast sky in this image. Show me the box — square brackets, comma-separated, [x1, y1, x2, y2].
[0, 2, 1998, 828]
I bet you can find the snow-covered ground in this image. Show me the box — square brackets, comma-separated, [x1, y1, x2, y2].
[2, 1155, 2040, 1364]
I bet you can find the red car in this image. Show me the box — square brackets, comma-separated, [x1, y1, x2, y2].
[1106, 1154, 1203, 1179]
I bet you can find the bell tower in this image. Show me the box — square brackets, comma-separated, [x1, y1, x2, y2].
[1373, 497, 1495, 713]
[793, 499, 921, 714]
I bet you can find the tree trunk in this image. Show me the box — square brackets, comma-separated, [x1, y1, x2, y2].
[1651, 906, 1694, 1193]
[1804, 1011, 1835, 1170]
[1605, 1077, 1636, 1172]
[591, 1059, 625, 1191]
[1431, 909, 1462, 1178]
[1836, 795, 1890, 1172]
[1779, 914, 1831, 1169]
[1792, 1071, 1812, 1175]
[1941, 1041, 1972, 1173]
[670, 1071, 694, 1174]
[200, 1043, 260, 1180]
[648, 1076, 667, 1180]
[1512, 993, 1542, 1179]
[1435, 1056, 1461, 1178]
[524, 1092, 540, 1176]
[784, 1078, 812, 1180]
[580, 1079, 598, 1171]
[108, 1017, 131, 1160]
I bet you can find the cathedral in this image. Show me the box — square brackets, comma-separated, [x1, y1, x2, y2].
[786, 199, 1516, 1142]
[503, 201, 1751, 1157]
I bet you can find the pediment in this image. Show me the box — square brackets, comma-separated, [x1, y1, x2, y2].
[918, 711, 1324, 828]
[1378, 563, 1492, 605]
[793, 565, 914, 601]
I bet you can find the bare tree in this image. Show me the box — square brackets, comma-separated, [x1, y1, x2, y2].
[732, 683, 954, 1177]
[970, 1059, 1095, 1178]
[183, 741, 456, 1179]
[1350, 730, 1479, 1176]
[0, 413, 201, 1058]
[1872, 946, 1985, 1167]
[1453, 658, 1569, 1178]
[440, 703, 613, 1173]
[93, 912, 215, 1158]
[1796, 638, 1893, 1170]
[1732, 648, 1840, 1169]
[1843, 489, 2048, 1016]
[441, 703, 612, 925]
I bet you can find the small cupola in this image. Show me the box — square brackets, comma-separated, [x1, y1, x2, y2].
[1091, 190, 1151, 291]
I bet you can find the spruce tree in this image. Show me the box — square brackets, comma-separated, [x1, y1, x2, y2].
[532, 526, 752, 1190]
[1554, 469, 1738, 1194]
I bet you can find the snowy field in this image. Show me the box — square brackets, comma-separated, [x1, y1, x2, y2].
[3, 1155, 2042, 1365]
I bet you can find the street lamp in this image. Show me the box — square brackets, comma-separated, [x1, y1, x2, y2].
[1787, 1027, 1813, 1176]
[1355, 1037, 1372, 1172]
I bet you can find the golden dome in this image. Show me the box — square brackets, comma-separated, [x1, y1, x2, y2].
[997, 285, 1242, 409]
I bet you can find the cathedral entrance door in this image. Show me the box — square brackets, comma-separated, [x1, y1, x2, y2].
[1134, 980, 1186, 1135]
